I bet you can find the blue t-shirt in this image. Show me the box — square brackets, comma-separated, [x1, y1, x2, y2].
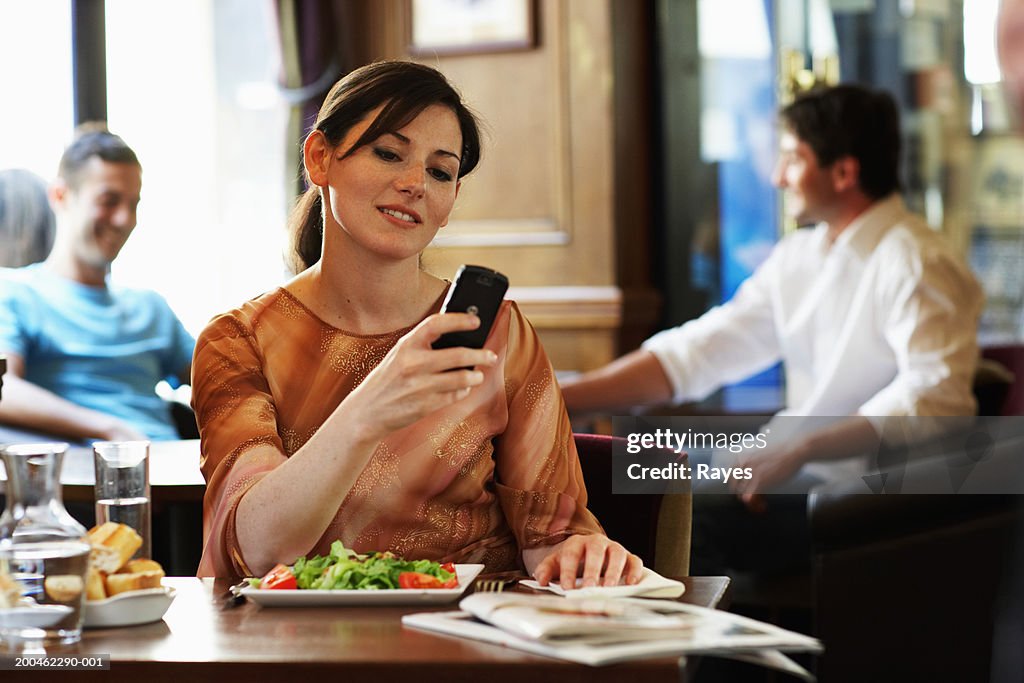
[0, 264, 195, 440]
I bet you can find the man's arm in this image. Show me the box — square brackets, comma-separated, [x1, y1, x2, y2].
[0, 353, 145, 441]
[732, 416, 880, 507]
[560, 349, 674, 415]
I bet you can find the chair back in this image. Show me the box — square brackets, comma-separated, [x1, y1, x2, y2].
[573, 433, 691, 576]
[980, 346, 1024, 415]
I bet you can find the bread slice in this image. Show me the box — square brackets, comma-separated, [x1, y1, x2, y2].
[104, 570, 164, 596]
[0, 572, 21, 608]
[44, 574, 84, 602]
[89, 544, 123, 574]
[116, 558, 164, 574]
[87, 522, 142, 572]
[85, 567, 107, 601]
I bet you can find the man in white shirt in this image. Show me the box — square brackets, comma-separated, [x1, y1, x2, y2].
[562, 84, 983, 573]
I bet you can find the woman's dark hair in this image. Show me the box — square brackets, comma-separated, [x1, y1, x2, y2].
[780, 84, 901, 199]
[288, 61, 482, 273]
[57, 122, 141, 190]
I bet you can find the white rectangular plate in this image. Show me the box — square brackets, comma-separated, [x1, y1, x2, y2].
[240, 563, 484, 607]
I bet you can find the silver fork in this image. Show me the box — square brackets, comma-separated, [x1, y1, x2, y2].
[218, 579, 251, 610]
[474, 578, 518, 593]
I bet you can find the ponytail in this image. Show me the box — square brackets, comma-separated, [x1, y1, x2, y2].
[286, 187, 323, 274]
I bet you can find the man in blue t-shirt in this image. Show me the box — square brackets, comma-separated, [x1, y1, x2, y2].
[0, 125, 194, 442]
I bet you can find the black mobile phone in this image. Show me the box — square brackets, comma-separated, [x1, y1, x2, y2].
[432, 265, 509, 351]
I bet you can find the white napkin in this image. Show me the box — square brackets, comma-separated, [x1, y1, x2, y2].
[520, 568, 685, 599]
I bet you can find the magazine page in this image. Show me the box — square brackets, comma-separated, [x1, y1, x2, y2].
[402, 609, 695, 666]
[456, 593, 822, 652]
[402, 598, 821, 670]
[461, 593, 695, 641]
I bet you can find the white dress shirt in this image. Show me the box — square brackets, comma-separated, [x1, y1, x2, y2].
[643, 195, 983, 423]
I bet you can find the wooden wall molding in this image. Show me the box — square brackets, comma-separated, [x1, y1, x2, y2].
[508, 286, 621, 329]
[432, 219, 569, 247]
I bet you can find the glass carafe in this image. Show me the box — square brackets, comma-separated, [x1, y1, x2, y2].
[0, 443, 90, 649]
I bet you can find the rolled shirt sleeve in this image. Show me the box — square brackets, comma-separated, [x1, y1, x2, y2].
[642, 246, 783, 404]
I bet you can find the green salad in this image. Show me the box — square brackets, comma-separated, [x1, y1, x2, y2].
[252, 540, 459, 590]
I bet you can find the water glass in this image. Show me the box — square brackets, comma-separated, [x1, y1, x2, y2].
[92, 441, 151, 559]
[1, 442, 90, 649]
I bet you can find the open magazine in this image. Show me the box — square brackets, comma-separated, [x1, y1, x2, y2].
[403, 592, 822, 673]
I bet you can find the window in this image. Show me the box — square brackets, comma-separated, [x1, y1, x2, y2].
[105, 0, 289, 335]
[0, 0, 74, 178]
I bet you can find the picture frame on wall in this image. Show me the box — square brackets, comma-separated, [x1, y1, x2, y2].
[408, 0, 536, 56]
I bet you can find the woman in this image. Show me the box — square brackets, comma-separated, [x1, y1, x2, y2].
[193, 61, 642, 588]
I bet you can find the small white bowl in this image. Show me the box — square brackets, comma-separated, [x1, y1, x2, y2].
[83, 586, 176, 628]
[0, 604, 73, 630]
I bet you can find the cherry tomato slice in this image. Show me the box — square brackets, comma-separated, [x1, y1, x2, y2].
[399, 572, 445, 589]
[261, 563, 297, 590]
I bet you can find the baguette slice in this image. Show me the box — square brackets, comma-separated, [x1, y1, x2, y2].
[0, 572, 21, 608]
[85, 567, 107, 601]
[44, 574, 84, 602]
[89, 544, 123, 574]
[104, 570, 164, 596]
[87, 522, 142, 572]
[118, 559, 163, 574]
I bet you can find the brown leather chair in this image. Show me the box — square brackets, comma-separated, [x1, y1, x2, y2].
[809, 431, 1024, 681]
[808, 353, 1022, 681]
[980, 345, 1024, 415]
[573, 433, 691, 576]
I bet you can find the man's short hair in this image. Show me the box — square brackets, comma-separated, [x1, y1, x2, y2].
[780, 84, 901, 199]
[57, 122, 140, 189]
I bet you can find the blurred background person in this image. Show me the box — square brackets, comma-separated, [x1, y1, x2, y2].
[0, 124, 194, 442]
[562, 83, 983, 576]
[0, 168, 56, 267]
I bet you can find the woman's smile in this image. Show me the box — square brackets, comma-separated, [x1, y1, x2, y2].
[378, 205, 422, 226]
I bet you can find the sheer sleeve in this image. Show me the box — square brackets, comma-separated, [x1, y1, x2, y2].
[492, 302, 604, 551]
[192, 311, 286, 577]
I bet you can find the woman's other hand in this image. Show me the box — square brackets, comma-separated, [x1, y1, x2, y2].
[528, 534, 644, 590]
[341, 312, 498, 446]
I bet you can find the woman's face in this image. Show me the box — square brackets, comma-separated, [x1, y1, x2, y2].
[312, 103, 463, 263]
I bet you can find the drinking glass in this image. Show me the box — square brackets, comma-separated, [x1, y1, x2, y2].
[92, 441, 151, 559]
[1, 442, 90, 649]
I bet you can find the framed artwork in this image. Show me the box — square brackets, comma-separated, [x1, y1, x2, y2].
[408, 0, 536, 56]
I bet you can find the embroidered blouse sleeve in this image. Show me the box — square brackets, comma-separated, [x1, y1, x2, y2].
[191, 311, 287, 577]
[491, 302, 604, 551]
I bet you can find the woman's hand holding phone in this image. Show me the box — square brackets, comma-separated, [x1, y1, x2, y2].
[338, 312, 498, 448]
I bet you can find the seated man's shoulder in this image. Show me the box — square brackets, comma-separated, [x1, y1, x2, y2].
[878, 217, 963, 266]
[0, 264, 48, 301]
[108, 282, 173, 308]
[872, 217, 979, 300]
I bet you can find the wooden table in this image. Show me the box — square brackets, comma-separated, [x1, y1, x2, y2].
[11, 576, 730, 683]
